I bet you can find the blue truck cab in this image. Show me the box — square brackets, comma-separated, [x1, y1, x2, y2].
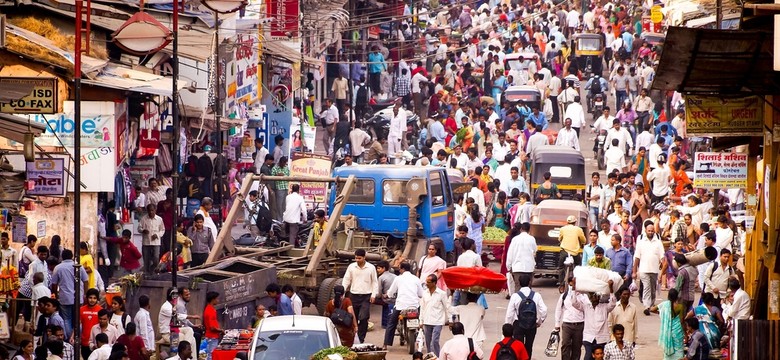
[330, 165, 456, 260]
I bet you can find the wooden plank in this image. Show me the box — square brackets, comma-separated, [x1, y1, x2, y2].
[305, 175, 356, 276]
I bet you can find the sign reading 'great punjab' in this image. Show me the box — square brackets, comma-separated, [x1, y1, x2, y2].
[685, 95, 763, 136]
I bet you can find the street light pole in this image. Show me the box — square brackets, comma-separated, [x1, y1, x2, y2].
[170, 0, 180, 288]
[214, 12, 224, 225]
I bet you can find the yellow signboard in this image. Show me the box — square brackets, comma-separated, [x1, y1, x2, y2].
[0, 77, 58, 114]
[685, 95, 763, 136]
[650, 5, 663, 23]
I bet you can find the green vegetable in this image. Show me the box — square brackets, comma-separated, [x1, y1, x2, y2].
[310, 346, 351, 360]
[455, 127, 468, 143]
[483, 227, 507, 243]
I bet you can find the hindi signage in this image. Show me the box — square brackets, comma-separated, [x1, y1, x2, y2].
[685, 95, 763, 136]
[0, 77, 57, 114]
[26, 158, 65, 196]
[267, 0, 299, 39]
[693, 152, 748, 189]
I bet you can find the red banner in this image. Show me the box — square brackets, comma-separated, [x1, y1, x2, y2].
[267, 0, 299, 39]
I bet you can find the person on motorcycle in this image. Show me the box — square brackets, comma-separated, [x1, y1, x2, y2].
[585, 75, 609, 112]
[592, 107, 615, 135]
[634, 89, 654, 133]
[615, 101, 638, 143]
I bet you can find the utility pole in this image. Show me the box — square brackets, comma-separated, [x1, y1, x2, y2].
[214, 13, 224, 226]
[170, 0, 180, 287]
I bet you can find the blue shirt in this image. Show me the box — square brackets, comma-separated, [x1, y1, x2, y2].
[622, 32, 634, 51]
[430, 121, 446, 142]
[528, 112, 548, 130]
[582, 243, 601, 266]
[368, 52, 386, 74]
[506, 177, 528, 195]
[606, 247, 634, 278]
[51, 260, 88, 305]
[279, 293, 294, 315]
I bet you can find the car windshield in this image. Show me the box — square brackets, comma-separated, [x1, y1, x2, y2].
[253, 330, 330, 360]
[578, 37, 600, 51]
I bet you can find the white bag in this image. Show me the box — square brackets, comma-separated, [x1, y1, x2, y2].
[506, 272, 515, 294]
[572, 266, 624, 294]
[416, 328, 426, 353]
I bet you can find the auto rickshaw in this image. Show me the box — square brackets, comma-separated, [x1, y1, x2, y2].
[529, 199, 589, 281]
[531, 145, 586, 203]
[502, 85, 542, 110]
[571, 33, 605, 77]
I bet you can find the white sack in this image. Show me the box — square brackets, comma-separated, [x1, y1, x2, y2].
[572, 266, 624, 294]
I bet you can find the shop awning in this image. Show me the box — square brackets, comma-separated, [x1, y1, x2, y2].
[82, 64, 184, 97]
[263, 41, 322, 66]
[0, 113, 47, 143]
[651, 26, 778, 95]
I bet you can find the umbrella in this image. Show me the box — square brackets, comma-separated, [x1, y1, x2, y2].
[440, 266, 506, 293]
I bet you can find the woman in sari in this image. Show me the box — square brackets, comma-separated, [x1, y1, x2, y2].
[500, 223, 522, 293]
[673, 160, 692, 196]
[651, 289, 686, 360]
[493, 191, 509, 231]
[631, 147, 650, 186]
[458, 115, 475, 150]
[686, 292, 724, 350]
[325, 285, 357, 347]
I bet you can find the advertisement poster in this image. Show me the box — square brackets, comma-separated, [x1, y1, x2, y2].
[262, 60, 294, 160]
[267, 0, 299, 39]
[17, 101, 116, 147]
[26, 158, 65, 196]
[289, 117, 317, 153]
[12, 216, 27, 244]
[693, 152, 748, 189]
[685, 95, 763, 136]
[224, 34, 260, 119]
[290, 152, 332, 203]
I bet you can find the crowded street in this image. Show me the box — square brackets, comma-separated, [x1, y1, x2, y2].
[0, 0, 777, 359]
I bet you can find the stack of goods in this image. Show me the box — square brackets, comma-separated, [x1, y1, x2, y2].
[218, 329, 253, 351]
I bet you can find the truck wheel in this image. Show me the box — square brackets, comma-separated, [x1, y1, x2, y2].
[317, 278, 342, 316]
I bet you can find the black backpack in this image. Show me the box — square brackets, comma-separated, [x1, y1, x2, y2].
[495, 338, 517, 360]
[185, 154, 199, 177]
[197, 154, 214, 178]
[356, 85, 369, 106]
[255, 199, 273, 233]
[591, 78, 602, 95]
[514, 290, 538, 330]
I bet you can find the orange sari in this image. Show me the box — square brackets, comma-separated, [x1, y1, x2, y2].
[674, 169, 691, 196]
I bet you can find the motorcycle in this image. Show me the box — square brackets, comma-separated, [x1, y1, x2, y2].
[269, 204, 319, 247]
[595, 129, 607, 170]
[362, 106, 420, 145]
[591, 93, 605, 120]
[396, 307, 420, 354]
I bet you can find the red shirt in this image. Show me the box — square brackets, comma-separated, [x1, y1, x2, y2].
[117, 334, 146, 360]
[80, 304, 103, 346]
[204, 304, 220, 339]
[106, 238, 142, 271]
[489, 338, 529, 360]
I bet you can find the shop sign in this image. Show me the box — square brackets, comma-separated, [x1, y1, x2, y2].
[17, 101, 116, 147]
[693, 152, 748, 189]
[0, 77, 57, 114]
[36, 220, 46, 239]
[685, 95, 763, 136]
[289, 117, 316, 154]
[267, 0, 298, 39]
[290, 152, 332, 203]
[26, 158, 65, 196]
[224, 34, 259, 118]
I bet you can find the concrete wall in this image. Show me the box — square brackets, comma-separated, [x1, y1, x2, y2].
[9, 193, 99, 255]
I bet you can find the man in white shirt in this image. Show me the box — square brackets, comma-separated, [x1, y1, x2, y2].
[586, 173, 603, 227]
[505, 223, 537, 290]
[384, 262, 423, 350]
[646, 157, 671, 204]
[632, 223, 665, 313]
[322, 99, 340, 155]
[714, 216, 735, 251]
[349, 125, 372, 162]
[158, 289, 177, 343]
[605, 119, 633, 155]
[411, 71, 428, 117]
[87, 334, 112, 360]
[725, 278, 751, 321]
[165, 341, 193, 360]
[457, 238, 483, 268]
[635, 124, 655, 151]
[526, 126, 550, 158]
[572, 280, 616, 357]
[555, 277, 586, 360]
[555, 118, 580, 150]
[138, 203, 165, 274]
[466, 179, 486, 217]
[343, 249, 379, 343]
[493, 134, 510, 163]
[592, 108, 615, 135]
[648, 137, 665, 170]
[704, 248, 734, 303]
[503, 167, 528, 195]
[505, 273, 547, 358]
[465, 148, 483, 174]
[449, 144, 469, 172]
[604, 138, 627, 176]
[563, 96, 586, 136]
[388, 103, 406, 158]
[282, 184, 307, 248]
[421, 274, 452, 357]
[134, 295, 155, 352]
[439, 322, 483, 360]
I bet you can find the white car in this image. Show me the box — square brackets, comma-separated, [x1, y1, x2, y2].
[248, 315, 341, 360]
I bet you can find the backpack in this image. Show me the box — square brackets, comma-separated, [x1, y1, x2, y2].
[495, 338, 517, 360]
[255, 200, 273, 233]
[514, 290, 538, 330]
[197, 154, 214, 179]
[591, 78, 602, 95]
[467, 338, 480, 360]
[356, 85, 369, 107]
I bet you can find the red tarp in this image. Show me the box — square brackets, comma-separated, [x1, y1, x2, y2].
[440, 266, 505, 293]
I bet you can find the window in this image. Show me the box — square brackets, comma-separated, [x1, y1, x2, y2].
[253, 330, 330, 360]
[578, 38, 601, 51]
[430, 172, 445, 207]
[549, 166, 573, 179]
[382, 180, 408, 204]
[337, 179, 375, 204]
